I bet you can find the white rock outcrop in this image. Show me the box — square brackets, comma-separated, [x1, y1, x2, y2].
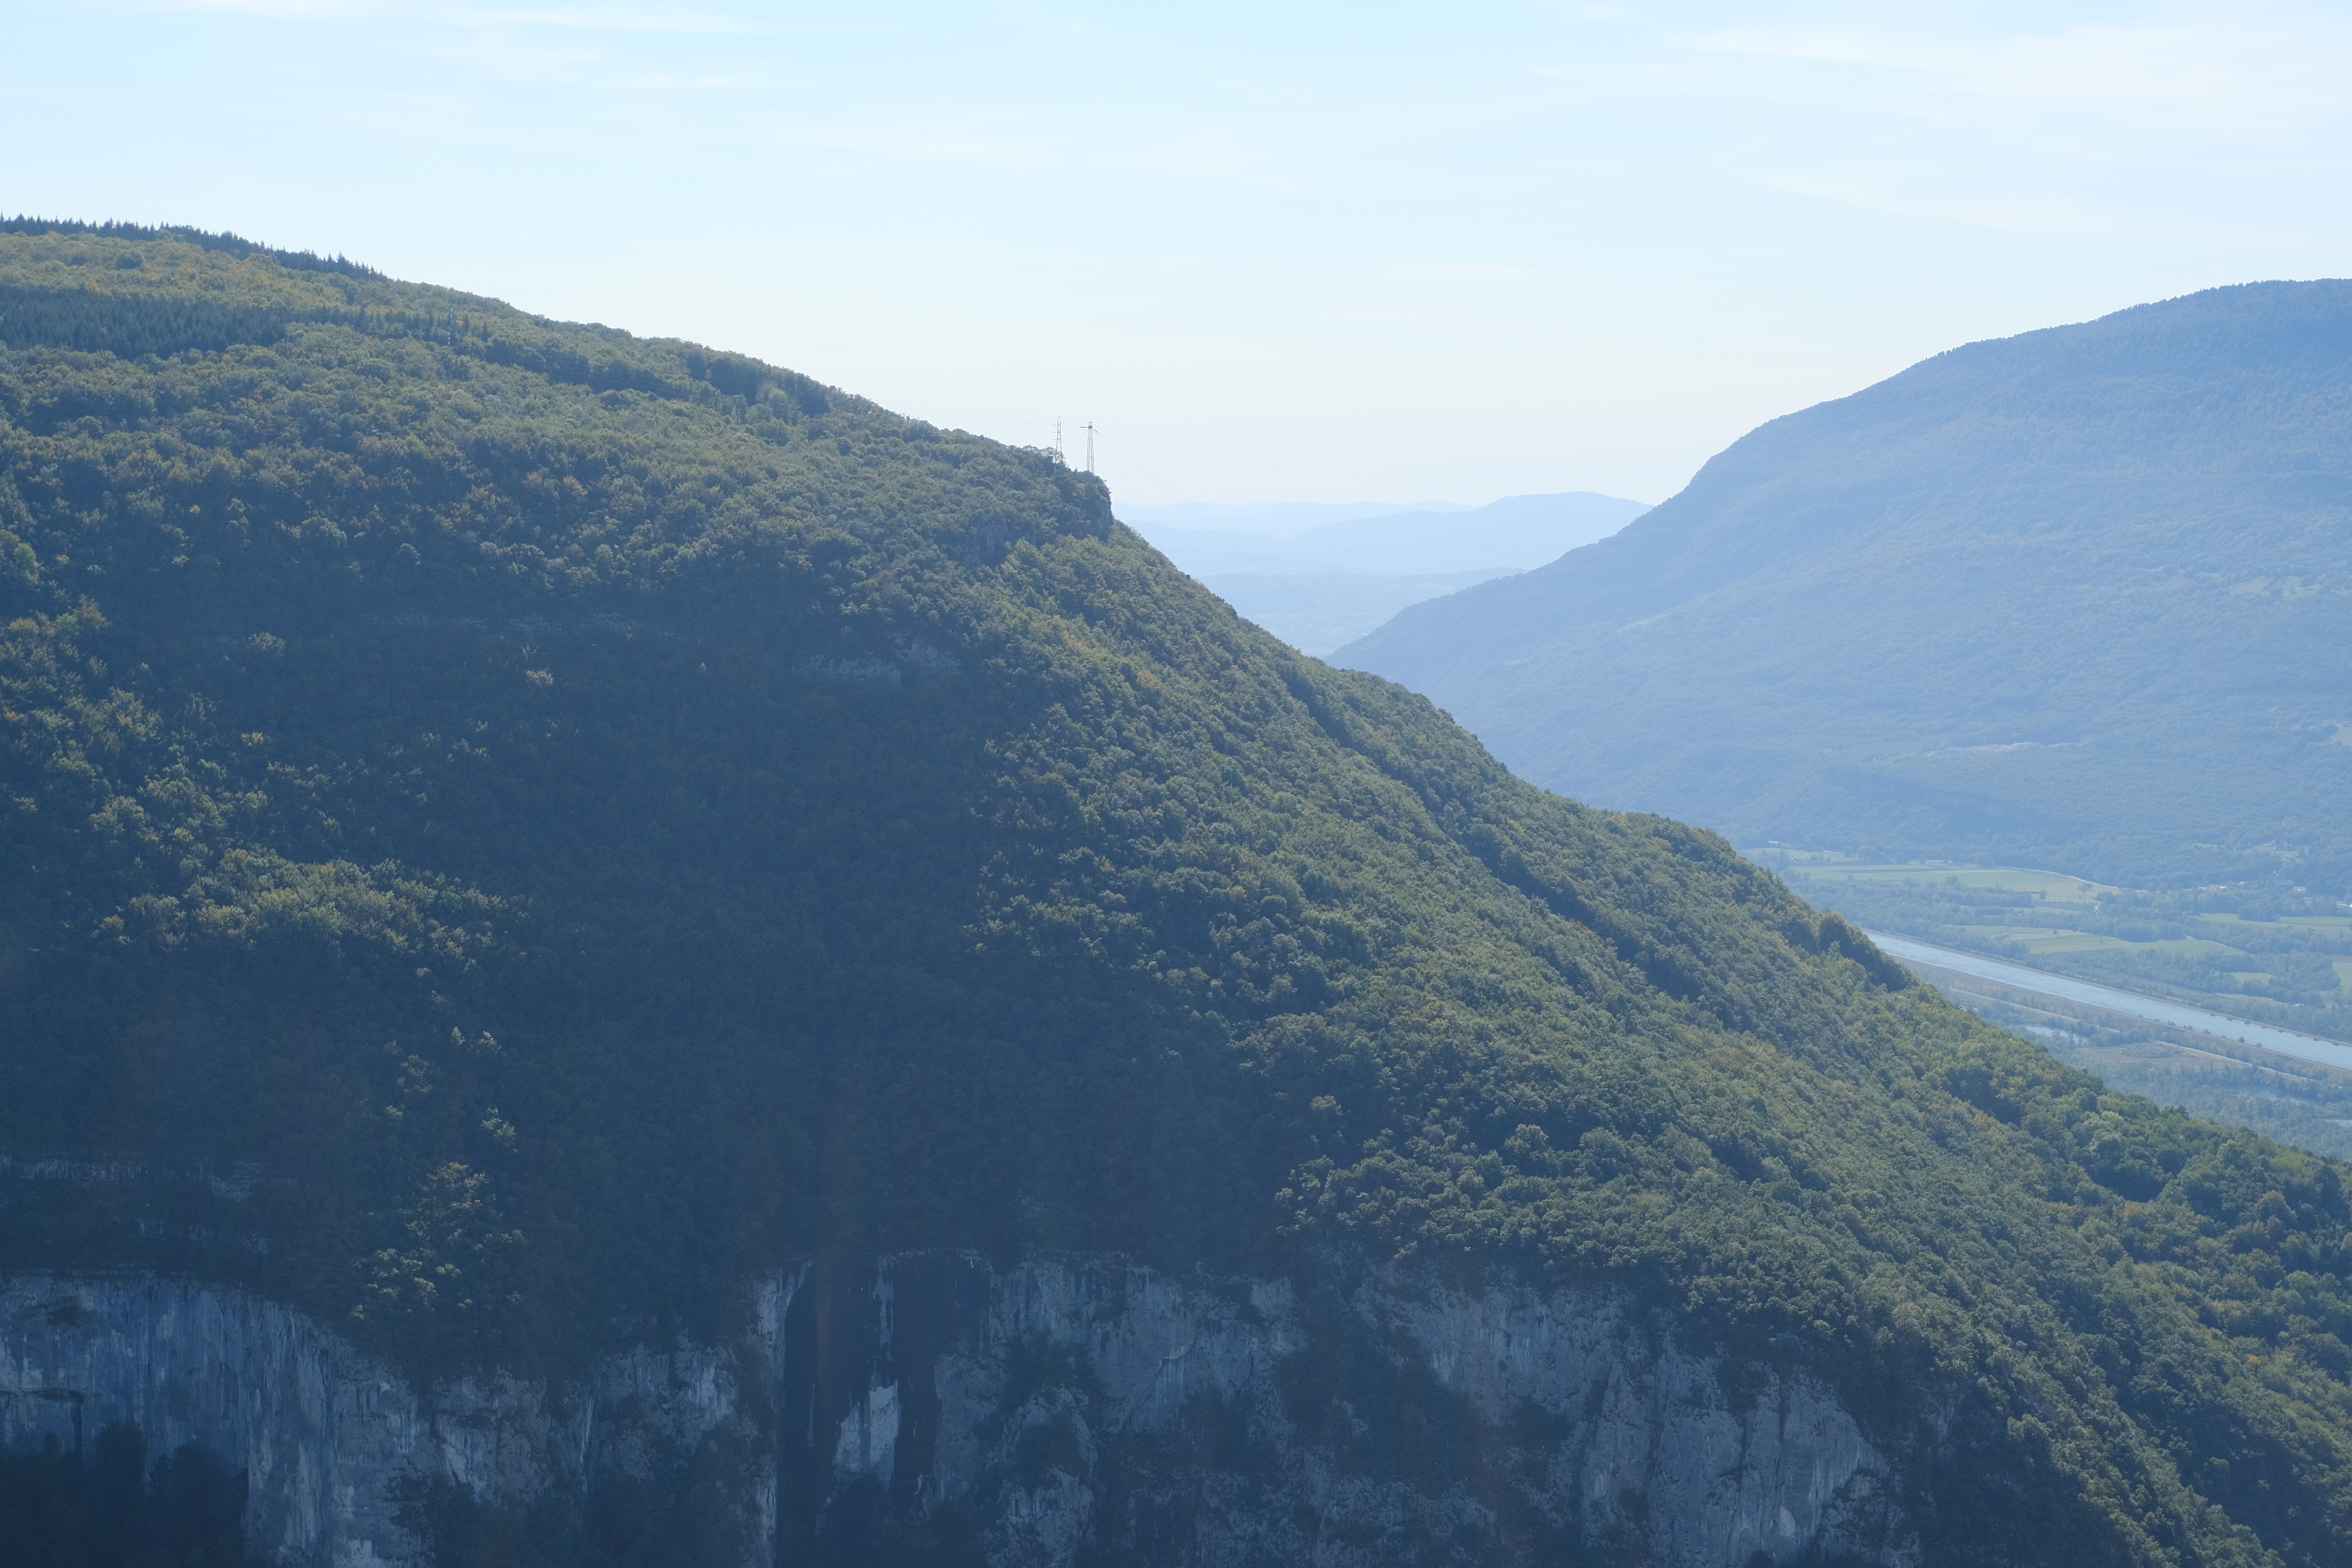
[0, 1274, 781, 1567]
[1, 1259, 1913, 1566]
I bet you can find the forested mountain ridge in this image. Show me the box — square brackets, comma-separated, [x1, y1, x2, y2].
[1337, 281, 2352, 892]
[4, 223, 2352, 1565]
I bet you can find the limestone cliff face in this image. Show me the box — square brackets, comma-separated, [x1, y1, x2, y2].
[1, 1259, 1916, 1566]
[0, 1273, 781, 1565]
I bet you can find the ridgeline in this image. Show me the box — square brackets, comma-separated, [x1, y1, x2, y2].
[3, 223, 2352, 1565]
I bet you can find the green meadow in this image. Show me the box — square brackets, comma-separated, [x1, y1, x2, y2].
[1781, 855, 2118, 903]
[1959, 926, 2245, 959]
[1759, 855, 2352, 1002]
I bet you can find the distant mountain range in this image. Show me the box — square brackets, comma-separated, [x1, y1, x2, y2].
[1115, 498, 1472, 535]
[1338, 282, 2352, 893]
[1126, 491, 1651, 652]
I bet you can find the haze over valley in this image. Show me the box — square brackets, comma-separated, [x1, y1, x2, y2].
[1124, 491, 1651, 654]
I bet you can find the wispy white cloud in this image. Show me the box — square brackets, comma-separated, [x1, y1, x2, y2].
[460, 5, 894, 36]
[1688, 6, 2352, 153]
[133, 0, 364, 15]
[1380, 263, 1559, 283]
[1521, 3, 2352, 234]
[1752, 172, 2118, 237]
[400, 31, 787, 93]
[135, 0, 886, 35]
[735, 112, 1298, 192]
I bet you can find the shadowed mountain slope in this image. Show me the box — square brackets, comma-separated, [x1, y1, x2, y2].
[1338, 282, 2352, 891]
[2, 225, 2352, 1565]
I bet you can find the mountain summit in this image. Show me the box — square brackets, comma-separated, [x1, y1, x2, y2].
[3, 226, 2351, 1566]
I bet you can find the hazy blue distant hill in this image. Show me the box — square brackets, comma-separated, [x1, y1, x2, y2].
[1182, 568, 1507, 655]
[1338, 282, 2352, 893]
[1132, 491, 1647, 578]
[1134, 491, 1649, 652]
[1280, 491, 1652, 574]
[1116, 498, 1470, 536]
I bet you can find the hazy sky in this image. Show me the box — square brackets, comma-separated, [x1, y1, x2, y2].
[11, 2, 2352, 505]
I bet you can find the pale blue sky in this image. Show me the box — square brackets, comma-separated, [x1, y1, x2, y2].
[10, 2, 2352, 505]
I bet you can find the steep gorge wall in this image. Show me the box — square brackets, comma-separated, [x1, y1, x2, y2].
[0, 1260, 1913, 1566]
[0, 1273, 782, 1565]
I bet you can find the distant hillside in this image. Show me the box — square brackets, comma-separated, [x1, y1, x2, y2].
[1338, 283, 2352, 893]
[1134, 491, 1648, 577]
[1282, 492, 1653, 574]
[7, 225, 2352, 1565]
[1174, 568, 1505, 657]
[1133, 491, 1649, 652]
[1115, 498, 1470, 536]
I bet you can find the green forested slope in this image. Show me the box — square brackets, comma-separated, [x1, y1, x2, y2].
[1337, 282, 2352, 893]
[3, 223, 2352, 1565]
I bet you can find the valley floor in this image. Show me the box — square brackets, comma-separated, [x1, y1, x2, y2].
[1867, 932, 2352, 1071]
[1754, 850, 2352, 1158]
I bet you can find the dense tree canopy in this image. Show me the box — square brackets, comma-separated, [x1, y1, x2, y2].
[3, 223, 2352, 1565]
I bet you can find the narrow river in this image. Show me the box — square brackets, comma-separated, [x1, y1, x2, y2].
[1864, 931, 2352, 1074]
